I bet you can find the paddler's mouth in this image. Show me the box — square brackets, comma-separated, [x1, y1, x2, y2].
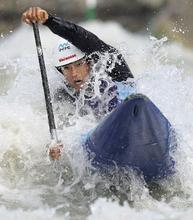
[74, 79, 83, 85]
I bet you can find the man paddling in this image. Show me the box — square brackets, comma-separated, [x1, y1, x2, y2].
[22, 7, 176, 182]
[22, 7, 135, 159]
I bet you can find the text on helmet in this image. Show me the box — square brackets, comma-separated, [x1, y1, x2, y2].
[59, 54, 76, 62]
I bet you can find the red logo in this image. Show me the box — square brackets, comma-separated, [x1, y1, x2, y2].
[59, 54, 76, 62]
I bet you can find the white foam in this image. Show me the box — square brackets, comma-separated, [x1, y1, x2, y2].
[1, 20, 193, 220]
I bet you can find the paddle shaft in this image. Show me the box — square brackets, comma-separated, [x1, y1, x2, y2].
[32, 22, 58, 141]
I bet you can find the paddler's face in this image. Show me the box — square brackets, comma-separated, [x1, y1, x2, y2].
[60, 58, 90, 91]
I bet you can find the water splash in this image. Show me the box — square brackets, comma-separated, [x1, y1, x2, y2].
[1, 21, 193, 220]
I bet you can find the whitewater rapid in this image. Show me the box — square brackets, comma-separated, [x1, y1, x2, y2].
[1, 20, 193, 219]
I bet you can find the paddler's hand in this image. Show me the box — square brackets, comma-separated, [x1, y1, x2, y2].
[48, 142, 63, 161]
[22, 7, 49, 25]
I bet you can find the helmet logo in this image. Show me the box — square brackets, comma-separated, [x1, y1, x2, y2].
[59, 54, 76, 62]
[58, 41, 71, 51]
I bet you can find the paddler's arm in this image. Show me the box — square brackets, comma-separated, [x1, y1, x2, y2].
[44, 15, 112, 55]
[22, 6, 110, 54]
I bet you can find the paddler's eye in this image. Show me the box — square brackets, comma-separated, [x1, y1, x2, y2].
[76, 60, 86, 67]
[61, 65, 70, 71]
[76, 62, 82, 67]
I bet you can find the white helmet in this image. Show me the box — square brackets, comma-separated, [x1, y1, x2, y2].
[53, 39, 85, 68]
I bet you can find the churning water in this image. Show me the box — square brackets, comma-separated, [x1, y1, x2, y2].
[1, 20, 193, 220]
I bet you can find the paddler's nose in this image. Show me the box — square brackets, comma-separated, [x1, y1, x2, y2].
[71, 65, 78, 77]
